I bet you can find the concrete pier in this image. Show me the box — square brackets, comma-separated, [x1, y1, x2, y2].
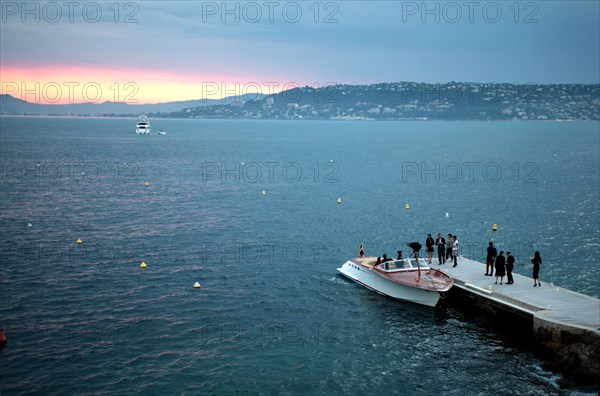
[438, 257, 600, 383]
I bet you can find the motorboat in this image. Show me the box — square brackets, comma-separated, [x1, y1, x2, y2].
[337, 256, 454, 307]
[157, 129, 166, 135]
[136, 115, 150, 134]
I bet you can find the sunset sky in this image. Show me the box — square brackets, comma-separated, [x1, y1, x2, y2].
[1, 1, 599, 104]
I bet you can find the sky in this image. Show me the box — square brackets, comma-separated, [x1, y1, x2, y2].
[1, 0, 599, 104]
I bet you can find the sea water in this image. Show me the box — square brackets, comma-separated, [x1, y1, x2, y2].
[1, 117, 598, 394]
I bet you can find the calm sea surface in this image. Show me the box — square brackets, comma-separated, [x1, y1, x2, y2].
[1, 117, 599, 394]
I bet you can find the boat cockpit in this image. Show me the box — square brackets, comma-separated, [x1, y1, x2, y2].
[377, 258, 430, 272]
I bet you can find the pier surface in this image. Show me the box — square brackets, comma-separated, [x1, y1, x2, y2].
[439, 257, 600, 334]
[438, 256, 600, 382]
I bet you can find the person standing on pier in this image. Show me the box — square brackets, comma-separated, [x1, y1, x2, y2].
[495, 251, 506, 284]
[445, 234, 453, 263]
[452, 235, 459, 267]
[506, 251, 515, 284]
[532, 251, 542, 287]
[486, 242, 497, 276]
[426, 234, 435, 264]
[436, 233, 446, 264]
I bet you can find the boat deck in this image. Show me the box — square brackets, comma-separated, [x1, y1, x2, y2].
[350, 257, 453, 292]
[436, 257, 600, 333]
[350, 256, 378, 268]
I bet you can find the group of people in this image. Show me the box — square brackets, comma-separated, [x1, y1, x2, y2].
[366, 249, 405, 266]
[486, 242, 543, 286]
[359, 240, 543, 287]
[484, 242, 515, 285]
[358, 233, 461, 267]
[429, 233, 459, 267]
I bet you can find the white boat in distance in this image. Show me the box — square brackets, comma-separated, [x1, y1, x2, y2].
[136, 115, 150, 134]
[157, 129, 166, 135]
[337, 257, 454, 307]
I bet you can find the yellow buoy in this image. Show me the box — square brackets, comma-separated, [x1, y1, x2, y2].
[193, 281, 201, 289]
[405, 203, 410, 210]
[492, 224, 498, 232]
[76, 238, 82, 244]
[145, 181, 149, 187]
[262, 190, 266, 196]
[337, 197, 342, 204]
[140, 261, 147, 268]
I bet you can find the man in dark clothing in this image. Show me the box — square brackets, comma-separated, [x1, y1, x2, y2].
[486, 242, 497, 276]
[407, 242, 422, 260]
[506, 251, 515, 284]
[436, 233, 446, 264]
[445, 234, 453, 263]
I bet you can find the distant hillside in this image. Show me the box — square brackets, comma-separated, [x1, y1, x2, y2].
[0, 94, 260, 116]
[163, 82, 600, 121]
[2, 82, 598, 120]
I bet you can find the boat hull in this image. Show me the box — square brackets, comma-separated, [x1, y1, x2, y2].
[337, 260, 442, 307]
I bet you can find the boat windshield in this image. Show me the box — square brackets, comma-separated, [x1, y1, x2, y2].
[380, 259, 430, 271]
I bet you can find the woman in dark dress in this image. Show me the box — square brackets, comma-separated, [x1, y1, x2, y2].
[532, 251, 542, 287]
[494, 251, 506, 284]
[425, 234, 435, 264]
